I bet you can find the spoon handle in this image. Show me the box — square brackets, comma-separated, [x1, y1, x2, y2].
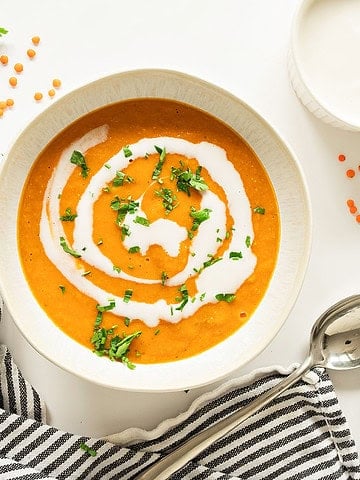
[135, 357, 313, 480]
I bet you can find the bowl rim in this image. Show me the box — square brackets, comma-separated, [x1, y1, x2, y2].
[0, 68, 312, 392]
[290, 0, 360, 131]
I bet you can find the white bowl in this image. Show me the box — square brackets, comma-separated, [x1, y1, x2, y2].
[289, 0, 360, 131]
[0, 69, 311, 392]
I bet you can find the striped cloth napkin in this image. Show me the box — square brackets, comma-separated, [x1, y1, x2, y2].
[0, 344, 359, 480]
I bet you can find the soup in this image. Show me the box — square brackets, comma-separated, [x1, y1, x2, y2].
[18, 98, 279, 366]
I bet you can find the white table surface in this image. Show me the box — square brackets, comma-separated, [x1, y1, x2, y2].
[1, 0, 359, 451]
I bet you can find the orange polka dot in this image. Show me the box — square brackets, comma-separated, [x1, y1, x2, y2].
[338, 154, 346, 162]
[346, 169, 355, 178]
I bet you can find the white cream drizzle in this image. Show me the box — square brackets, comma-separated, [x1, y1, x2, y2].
[40, 129, 257, 327]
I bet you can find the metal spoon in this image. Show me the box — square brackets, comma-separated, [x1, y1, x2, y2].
[135, 294, 360, 480]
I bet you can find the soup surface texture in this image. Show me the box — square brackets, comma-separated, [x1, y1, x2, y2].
[18, 99, 280, 365]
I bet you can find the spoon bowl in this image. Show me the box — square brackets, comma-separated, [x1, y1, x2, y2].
[314, 295, 360, 370]
[136, 294, 360, 480]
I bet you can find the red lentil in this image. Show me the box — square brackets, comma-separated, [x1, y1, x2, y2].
[14, 63, 23, 73]
[338, 154, 346, 162]
[31, 36, 40, 45]
[52, 78, 61, 88]
[27, 49, 36, 59]
[9, 76, 18, 87]
[346, 169, 355, 178]
[0, 54, 8, 65]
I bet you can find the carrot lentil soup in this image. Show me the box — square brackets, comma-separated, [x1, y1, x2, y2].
[18, 98, 280, 366]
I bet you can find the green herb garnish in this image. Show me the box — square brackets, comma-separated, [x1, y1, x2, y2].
[0, 28, 8, 37]
[121, 224, 130, 240]
[190, 207, 212, 231]
[152, 146, 167, 180]
[123, 289, 133, 303]
[134, 216, 150, 227]
[229, 251, 243, 260]
[80, 443, 97, 457]
[91, 304, 141, 369]
[59, 207, 77, 222]
[215, 293, 236, 303]
[111, 196, 139, 225]
[70, 150, 89, 178]
[124, 317, 131, 327]
[113, 265, 121, 273]
[253, 206, 265, 215]
[175, 284, 189, 311]
[245, 236, 251, 248]
[161, 271, 168, 286]
[113, 170, 134, 187]
[170, 162, 208, 196]
[123, 145, 132, 158]
[155, 187, 178, 214]
[59, 237, 81, 258]
[128, 246, 140, 253]
[59, 285, 66, 294]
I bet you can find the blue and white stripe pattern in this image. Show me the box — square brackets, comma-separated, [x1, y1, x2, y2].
[0, 343, 359, 479]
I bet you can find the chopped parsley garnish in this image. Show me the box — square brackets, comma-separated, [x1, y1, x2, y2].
[113, 265, 121, 273]
[97, 300, 116, 313]
[91, 303, 141, 369]
[59, 285, 66, 294]
[121, 224, 130, 240]
[110, 196, 139, 225]
[70, 150, 89, 178]
[245, 235, 251, 248]
[152, 146, 167, 180]
[59, 237, 81, 258]
[190, 207, 212, 231]
[229, 251, 243, 260]
[215, 293, 236, 303]
[161, 271, 168, 285]
[128, 246, 140, 253]
[134, 216, 150, 226]
[0, 27, 8, 37]
[170, 162, 208, 196]
[80, 443, 97, 457]
[124, 317, 130, 327]
[123, 289, 133, 303]
[202, 255, 222, 269]
[253, 206, 265, 215]
[155, 188, 178, 214]
[175, 284, 189, 311]
[154, 329, 160, 336]
[59, 207, 77, 222]
[112, 170, 134, 187]
[123, 145, 132, 158]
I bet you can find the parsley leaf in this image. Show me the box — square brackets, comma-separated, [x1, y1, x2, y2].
[0, 27, 8, 37]
[70, 150, 89, 178]
[112, 170, 134, 187]
[110, 196, 139, 225]
[80, 443, 97, 456]
[175, 284, 189, 311]
[170, 163, 208, 196]
[123, 145, 132, 158]
[253, 206, 265, 215]
[152, 146, 167, 180]
[134, 216, 150, 226]
[215, 293, 236, 303]
[59, 207, 77, 222]
[59, 237, 81, 258]
[190, 207, 212, 231]
[155, 187, 178, 214]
